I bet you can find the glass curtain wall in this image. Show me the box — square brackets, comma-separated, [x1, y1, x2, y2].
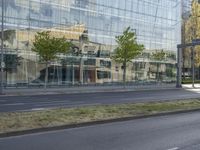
[0, 0, 181, 87]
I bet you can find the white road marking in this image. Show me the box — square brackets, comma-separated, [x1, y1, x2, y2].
[3, 103, 25, 106]
[34, 102, 100, 107]
[1, 100, 82, 107]
[167, 147, 179, 150]
[31, 108, 46, 111]
[14, 103, 102, 112]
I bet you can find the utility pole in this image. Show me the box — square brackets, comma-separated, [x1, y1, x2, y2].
[0, 0, 4, 94]
[192, 47, 195, 88]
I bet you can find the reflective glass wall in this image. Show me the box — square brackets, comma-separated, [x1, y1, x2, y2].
[0, 0, 181, 87]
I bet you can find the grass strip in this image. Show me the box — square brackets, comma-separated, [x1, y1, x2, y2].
[1, 99, 200, 134]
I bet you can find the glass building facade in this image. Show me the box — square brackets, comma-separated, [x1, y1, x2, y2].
[0, 0, 181, 87]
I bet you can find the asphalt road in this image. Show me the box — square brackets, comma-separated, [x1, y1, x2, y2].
[1, 88, 200, 112]
[1, 111, 200, 150]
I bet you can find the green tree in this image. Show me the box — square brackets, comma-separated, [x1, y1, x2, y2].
[113, 27, 144, 86]
[152, 50, 166, 81]
[32, 31, 72, 88]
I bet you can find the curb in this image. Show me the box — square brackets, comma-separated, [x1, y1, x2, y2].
[1, 108, 200, 138]
[1, 87, 178, 97]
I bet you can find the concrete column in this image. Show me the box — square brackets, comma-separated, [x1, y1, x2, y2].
[176, 47, 182, 88]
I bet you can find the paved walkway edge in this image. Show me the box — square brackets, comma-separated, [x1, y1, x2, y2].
[1, 108, 200, 138]
[2, 86, 178, 97]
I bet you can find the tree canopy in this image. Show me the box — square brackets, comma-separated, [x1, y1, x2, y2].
[113, 27, 144, 85]
[152, 50, 166, 61]
[32, 31, 72, 63]
[113, 27, 144, 63]
[32, 31, 72, 88]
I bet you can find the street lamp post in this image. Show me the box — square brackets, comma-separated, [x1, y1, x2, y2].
[191, 47, 195, 88]
[1, 0, 4, 94]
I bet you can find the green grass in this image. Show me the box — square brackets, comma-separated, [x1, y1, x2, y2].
[1, 99, 200, 134]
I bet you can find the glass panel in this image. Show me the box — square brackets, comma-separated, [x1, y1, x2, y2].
[0, 0, 180, 87]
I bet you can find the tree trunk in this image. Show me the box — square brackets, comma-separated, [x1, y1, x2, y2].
[199, 66, 200, 80]
[79, 56, 83, 85]
[156, 63, 159, 81]
[44, 62, 48, 89]
[53, 64, 55, 84]
[123, 62, 126, 88]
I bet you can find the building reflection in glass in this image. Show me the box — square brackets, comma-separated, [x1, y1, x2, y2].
[0, 0, 180, 87]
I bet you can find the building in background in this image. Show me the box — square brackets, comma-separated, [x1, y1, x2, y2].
[0, 0, 181, 87]
[181, 0, 200, 81]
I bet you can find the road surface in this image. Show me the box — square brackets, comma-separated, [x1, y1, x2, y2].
[1, 111, 200, 150]
[0, 88, 200, 112]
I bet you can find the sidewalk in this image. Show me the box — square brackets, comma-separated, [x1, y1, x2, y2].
[1, 84, 177, 96]
[182, 84, 200, 89]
